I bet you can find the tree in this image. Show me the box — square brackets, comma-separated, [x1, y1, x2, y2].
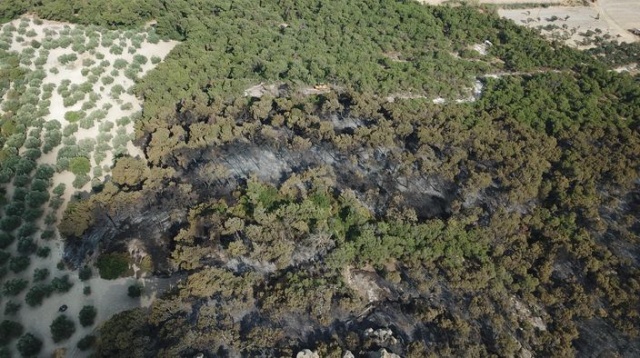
[111, 156, 147, 189]
[9, 255, 30, 273]
[33, 268, 50, 281]
[69, 157, 91, 175]
[77, 335, 96, 351]
[17, 333, 42, 357]
[97, 253, 130, 279]
[128, 284, 142, 298]
[50, 315, 76, 343]
[51, 275, 73, 293]
[4, 301, 21, 316]
[0, 232, 14, 249]
[79, 266, 92, 281]
[25, 284, 53, 307]
[3, 278, 28, 295]
[79, 306, 97, 327]
[0, 320, 23, 345]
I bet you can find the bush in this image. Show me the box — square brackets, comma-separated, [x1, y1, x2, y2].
[17, 333, 42, 357]
[51, 275, 73, 293]
[0, 232, 14, 249]
[79, 266, 92, 281]
[50, 315, 76, 343]
[25, 284, 53, 306]
[77, 335, 96, 351]
[97, 252, 130, 279]
[83, 286, 91, 295]
[3, 202, 23, 216]
[133, 54, 148, 65]
[64, 110, 85, 123]
[34, 268, 50, 282]
[73, 174, 90, 189]
[22, 207, 44, 221]
[0, 320, 24, 345]
[0, 250, 10, 265]
[4, 301, 21, 316]
[151, 55, 161, 65]
[69, 157, 91, 175]
[101, 76, 114, 85]
[9, 256, 30, 273]
[79, 306, 97, 327]
[3, 278, 29, 296]
[17, 237, 37, 255]
[0, 216, 22, 231]
[58, 53, 78, 65]
[53, 183, 66, 196]
[63, 123, 78, 136]
[128, 284, 143, 298]
[37, 246, 51, 258]
[40, 228, 55, 241]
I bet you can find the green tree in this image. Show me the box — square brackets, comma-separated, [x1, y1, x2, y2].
[97, 253, 130, 279]
[69, 157, 91, 175]
[0, 320, 23, 345]
[128, 284, 142, 298]
[77, 334, 96, 351]
[79, 305, 97, 327]
[17, 333, 42, 357]
[3, 278, 28, 295]
[50, 315, 76, 343]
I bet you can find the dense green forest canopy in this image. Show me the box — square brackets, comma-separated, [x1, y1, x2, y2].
[1, 0, 639, 357]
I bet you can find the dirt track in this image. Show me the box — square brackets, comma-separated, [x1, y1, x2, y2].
[596, 0, 640, 35]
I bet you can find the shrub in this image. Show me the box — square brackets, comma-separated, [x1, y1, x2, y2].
[64, 110, 85, 123]
[36, 246, 54, 258]
[35, 165, 55, 180]
[0, 232, 14, 249]
[0, 216, 21, 231]
[97, 252, 130, 279]
[41, 229, 56, 241]
[128, 284, 143, 298]
[17, 333, 42, 357]
[23, 208, 44, 222]
[77, 335, 96, 351]
[51, 275, 73, 293]
[101, 76, 114, 85]
[133, 54, 148, 65]
[26, 284, 53, 306]
[113, 58, 128, 69]
[69, 157, 91, 175]
[25, 190, 50, 208]
[17, 237, 37, 255]
[58, 53, 77, 65]
[4, 301, 21, 316]
[79, 266, 92, 281]
[83, 286, 91, 295]
[50, 315, 75, 343]
[0, 250, 10, 265]
[33, 267, 50, 281]
[79, 306, 97, 327]
[9, 256, 30, 273]
[150, 55, 161, 65]
[63, 123, 78, 136]
[13, 174, 30, 187]
[73, 174, 90, 189]
[111, 84, 125, 98]
[0, 320, 24, 345]
[3, 278, 28, 296]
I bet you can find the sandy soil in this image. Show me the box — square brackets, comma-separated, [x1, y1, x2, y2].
[0, 16, 178, 357]
[595, 0, 640, 36]
[499, 5, 638, 47]
[417, 0, 568, 5]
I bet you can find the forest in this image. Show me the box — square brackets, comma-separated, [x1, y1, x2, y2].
[1, 0, 639, 357]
